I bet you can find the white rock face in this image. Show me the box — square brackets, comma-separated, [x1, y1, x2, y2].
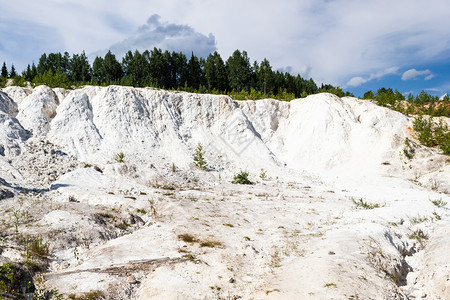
[0, 91, 28, 156]
[16, 85, 59, 136]
[1, 85, 448, 300]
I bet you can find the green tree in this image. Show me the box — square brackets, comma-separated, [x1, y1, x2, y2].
[226, 49, 252, 92]
[363, 90, 374, 99]
[9, 65, 16, 77]
[204, 51, 227, 92]
[1, 62, 7, 78]
[103, 50, 123, 84]
[256, 58, 274, 95]
[37, 53, 48, 75]
[193, 143, 207, 170]
[186, 53, 202, 90]
[92, 56, 105, 84]
[70, 51, 91, 83]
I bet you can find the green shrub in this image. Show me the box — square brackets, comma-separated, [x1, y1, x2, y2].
[352, 198, 380, 209]
[114, 152, 125, 163]
[413, 115, 450, 155]
[193, 143, 207, 170]
[232, 171, 253, 185]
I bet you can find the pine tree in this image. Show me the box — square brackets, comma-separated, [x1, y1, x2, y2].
[186, 53, 202, 90]
[193, 143, 207, 170]
[226, 50, 252, 92]
[1, 62, 7, 78]
[9, 64, 16, 77]
[103, 50, 123, 84]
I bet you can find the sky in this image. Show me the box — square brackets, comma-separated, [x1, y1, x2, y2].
[1, 0, 450, 97]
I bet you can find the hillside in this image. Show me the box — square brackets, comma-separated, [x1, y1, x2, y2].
[0, 85, 449, 299]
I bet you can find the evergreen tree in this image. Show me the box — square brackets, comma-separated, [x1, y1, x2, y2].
[193, 143, 207, 170]
[92, 56, 105, 84]
[1, 62, 7, 78]
[37, 53, 48, 75]
[257, 58, 274, 95]
[9, 65, 16, 77]
[70, 51, 91, 83]
[149, 48, 169, 88]
[31, 63, 38, 80]
[103, 50, 123, 84]
[226, 50, 252, 92]
[186, 53, 202, 89]
[23, 64, 33, 81]
[204, 51, 227, 91]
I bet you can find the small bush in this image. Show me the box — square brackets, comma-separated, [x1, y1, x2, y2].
[260, 168, 267, 180]
[352, 198, 380, 209]
[114, 152, 125, 163]
[193, 143, 207, 170]
[232, 171, 253, 185]
[430, 198, 447, 207]
[403, 138, 414, 159]
[28, 236, 50, 259]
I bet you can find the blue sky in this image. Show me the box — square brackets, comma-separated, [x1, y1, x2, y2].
[1, 0, 449, 97]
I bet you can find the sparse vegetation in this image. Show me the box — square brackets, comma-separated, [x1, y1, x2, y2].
[232, 171, 253, 185]
[430, 198, 447, 207]
[409, 215, 428, 224]
[409, 229, 428, 244]
[352, 198, 380, 209]
[193, 143, 207, 170]
[259, 168, 267, 180]
[323, 283, 337, 288]
[114, 152, 125, 163]
[413, 115, 449, 155]
[178, 234, 197, 243]
[403, 138, 415, 159]
[177, 234, 222, 248]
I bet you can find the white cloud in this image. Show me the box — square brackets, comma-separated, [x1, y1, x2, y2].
[346, 77, 367, 87]
[345, 66, 399, 87]
[401, 69, 434, 81]
[1, 0, 450, 86]
[368, 67, 399, 80]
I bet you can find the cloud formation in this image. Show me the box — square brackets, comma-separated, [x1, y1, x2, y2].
[401, 69, 435, 81]
[1, 0, 450, 92]
[105, 14, 217, 58]
[346, 67, 399, 87]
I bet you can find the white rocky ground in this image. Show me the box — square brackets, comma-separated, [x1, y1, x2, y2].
[0, 85, 448, 299]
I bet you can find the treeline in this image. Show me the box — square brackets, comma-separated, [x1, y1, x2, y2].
[0, 49, 353, 100]
[363, 88, 450, 117]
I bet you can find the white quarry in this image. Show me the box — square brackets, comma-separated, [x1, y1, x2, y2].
[0, 85, 448, 299]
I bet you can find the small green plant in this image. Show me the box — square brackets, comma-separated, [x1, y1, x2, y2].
[403, 138, 414, 159]
[114, 152, 125, 163]
[259, 168, 267, 180]
[323, 283, 337, 288]
[73, 247, 80, 263]
[193, 143, 207, 170]
[409, 229, 428, 243]
[409, 215, 428, 224]
[232, 171, 253, 185]
[352, 198, 380, 209]
[430, 198, 447, 207]
[171, 162, 177, 173]
[432, 211, 441, 220]
[136, 208, 147, 214]
[27, 235, 50, 259]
